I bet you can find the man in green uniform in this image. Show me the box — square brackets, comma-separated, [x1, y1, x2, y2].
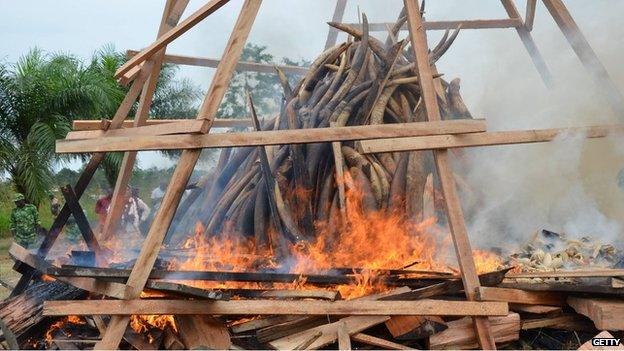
[9, 193, 41, 249]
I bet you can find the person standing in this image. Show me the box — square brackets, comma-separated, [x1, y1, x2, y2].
[95, 189, 112, 234]
[48, 191, 60, 218]
[9, 193, 41, 249]
[123, 187, 150, 234]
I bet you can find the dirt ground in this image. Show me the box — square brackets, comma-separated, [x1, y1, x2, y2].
[0, 237, 20, 300]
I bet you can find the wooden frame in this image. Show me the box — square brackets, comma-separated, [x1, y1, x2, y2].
[32, 0, 623, 349]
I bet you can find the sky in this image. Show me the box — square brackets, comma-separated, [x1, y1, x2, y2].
[3, 1, 624, 244]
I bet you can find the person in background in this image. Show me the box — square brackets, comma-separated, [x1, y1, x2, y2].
[10, 193, 41, 249]
[95, 189, 112, 234]
[151, 182, 166, 206]
[123, 187, 150, 234]
[48, 191, 60, 218]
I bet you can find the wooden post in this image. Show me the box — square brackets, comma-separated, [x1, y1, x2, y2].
[325, 0, 348, 49]
[95, 1, 263, 348]
[500, 0, 554, 88]
[525, 0, 537, 31]
[59, 185, 102, 256]
[100, 0, 191, 241]
[541, 0, 624, 116]
[403, 0, 496, 349]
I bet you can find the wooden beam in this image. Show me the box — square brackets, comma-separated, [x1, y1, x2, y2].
[325, 0, 348, 49]
[500, 0, 554, 87]
[96, 1, 263, 349]
[66, 120, 203, 140]
[345, 18, 523, 31]
[509, 304, 561, 314]
[56, 119, 487, 153]
[8, 243, 127, 299]
[44, 299, 508, 317]
[126, 50, 308, 75]
[351, 333, 413, 350]
[59, 185, 102, 256]
[542, 0, 624, 115]
[403, 0, 495, 348]
[337, 322, 352, 350]
[520, 313, 594, 331]
[568, 297, 624, 330]
[114, 0, 230, 78]
[72, 118, 252, 131]
[476, 287, 565, 306]
[525, 0, 537, 31]
[357, 125, 622, 153]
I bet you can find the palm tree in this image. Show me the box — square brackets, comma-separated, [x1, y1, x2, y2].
[0, 49, 124, 206]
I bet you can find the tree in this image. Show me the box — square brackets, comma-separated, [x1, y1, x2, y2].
[217, 43, 309, 120]
[0, 46, 202, 204]
[0, 49, 123, 206]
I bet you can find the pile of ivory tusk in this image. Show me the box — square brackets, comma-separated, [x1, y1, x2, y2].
[171, 10, 474, 258]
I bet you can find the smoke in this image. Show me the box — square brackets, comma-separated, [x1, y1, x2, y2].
[426, 1, 624, 251]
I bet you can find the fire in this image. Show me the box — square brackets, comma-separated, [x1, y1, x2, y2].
[473, 249, 504, 274]
[44, 315, 85, 344]
[163, 175, 506, 299]
[130, 315, 177, 335]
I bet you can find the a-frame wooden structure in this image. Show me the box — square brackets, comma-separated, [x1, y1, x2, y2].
[13, 0, 624, 349]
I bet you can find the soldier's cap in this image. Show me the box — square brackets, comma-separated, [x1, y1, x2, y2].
[14, 193, 25, 202]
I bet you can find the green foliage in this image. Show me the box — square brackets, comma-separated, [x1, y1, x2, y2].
[0, 48, 124, 206]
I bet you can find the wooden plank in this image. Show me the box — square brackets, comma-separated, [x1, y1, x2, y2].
[525, 0, 537, 31]
[96, 1, 263, 349]
[101, 0, 190, 242]
[114, 0, 230, 78]
[579, 331, 624, 350]
[476, 287, 565, 306]
[542, 0, 624, 115]
[8, 243, 127, 299]
[357, 125, 622, 153]
[521, 313, 594, 331]
[403, 0, 495, 348]
[66, 120, 203, 140]
[429, 313, 520, 350]
[56, 119, 488, 153]
[507, 269, 624, 279]
[43, 299, 509, 317]
[175, 315, 231, 349]
[72, 118, 253, 131]
[352, 333, 413, 350]
[500, 0, 554, 87]
[325, 0, 348, 49]
[345, 18, 523, 31]
[144, 281, 226, 300]
[330, 122, 347, 220]
[567, 297, 624, 330]
[231, 315, 300, 333]
[337, 321, 351, 350]
[509, 304, 562, 314]
[126, 50, 308, 75]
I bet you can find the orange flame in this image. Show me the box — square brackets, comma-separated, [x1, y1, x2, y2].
[44, 315, 85, 345]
